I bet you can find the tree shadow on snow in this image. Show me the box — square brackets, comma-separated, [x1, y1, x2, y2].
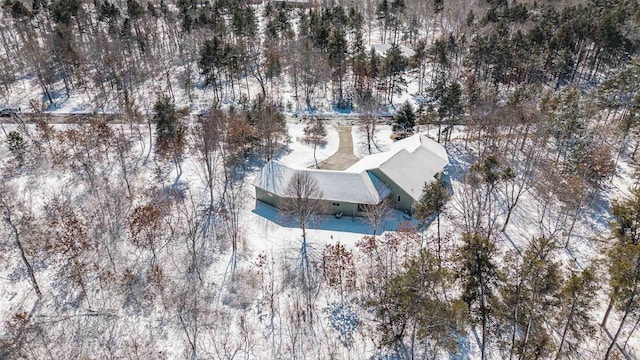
[242, 143, 294, 173]
[442, 142, 475, 183]
[252, 200, 412, 235]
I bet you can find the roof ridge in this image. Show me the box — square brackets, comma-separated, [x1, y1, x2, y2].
[379, 148, 409, 168]
[272, 159, 367, 175]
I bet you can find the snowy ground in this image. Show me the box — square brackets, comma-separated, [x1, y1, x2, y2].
[243, 122, 413, 252]
[0, 119, 638, 359]
[244, 123, 638, 358]
[0, 57, 427, 120]
[1, 118, 638, 358]
[2, 5, 633, 356]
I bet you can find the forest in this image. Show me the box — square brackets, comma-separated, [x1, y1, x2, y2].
[1, 0, 640, 358]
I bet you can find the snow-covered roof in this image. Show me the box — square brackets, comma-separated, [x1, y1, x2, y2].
[345, 150, 397, 173]
[379, 146, 448, 202]
[253, 160, 390, 204]
[369, 43, 416, 58]
[347, 134, 445, 171]
[347, 134, 448, 201]
[255, 134, 447, 206]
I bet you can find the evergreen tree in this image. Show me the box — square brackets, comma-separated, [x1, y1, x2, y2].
[555, 266, 598, 359]
[466, 154, 513, 237]
[388, 0, 405, 45]
[383, 45, 407, 104]
[610, 188, 640, 245]
[429, 73, 463, 142]
[412, 39, 428, 94]
[376, 0, 390, 43]
[199, 37, 232, 102]
[369, 249, 466, 357]
[603, 189, 640, 359]
[498, 237, 561, 359]
[153, 96, 184, 162]
[393, 101, 415, 135]
[413, 177, 447, 259]
[457, 231, 500, 360]
[369, 49, 380, 80]
[603, 241, 640, 360]
[327, 27, 348, 104]
[6, 131, 27, 166]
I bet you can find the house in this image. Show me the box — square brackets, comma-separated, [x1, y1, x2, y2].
[253, 134, 448, 216]
[268, 0, 314, 8]
[369, 43, 416, 59]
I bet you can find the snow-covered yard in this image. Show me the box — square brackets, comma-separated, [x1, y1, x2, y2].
[0, 114, 638, 359]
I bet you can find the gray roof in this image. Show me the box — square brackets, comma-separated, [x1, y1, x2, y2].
[253, 160, 390, 204]
[255, 134, 448, 205]
[346, 134, 448, 201]
[377, 145, 448, 202]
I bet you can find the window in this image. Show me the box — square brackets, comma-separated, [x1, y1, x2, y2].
[397, 195, 401, 202]
[332, 202, 340, 207]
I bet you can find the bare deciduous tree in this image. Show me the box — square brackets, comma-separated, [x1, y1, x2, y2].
[361, 199, 393, 237]
[322, 242, 356, 303]
[222, 180, 245, 274]
[192, 109, 223, 208]
[358, 112, 379, 155]
[282, 172, 324, 278]
[0, 191, 41, 297]
[303, 117, 327, 168]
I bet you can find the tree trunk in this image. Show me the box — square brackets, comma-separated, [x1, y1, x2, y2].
[509, 278, 523, 360]
[313, 143, 318, 168]
[564, 203, 582, 248]
[502, 204, 515, 233]
[146, 122, 153, 164]
[556, 299, 577, 359]
[3, 205, 41, 297]
[519, 318, 532, 360]
[605, 286, 636, 360]
[480, 276, 487, 360]
[602, 289, 617, 327]
[623, 315, 640, 350]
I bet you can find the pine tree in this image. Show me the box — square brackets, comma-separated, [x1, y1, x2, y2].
[369, 248, 466, 357]
[383, 45, 407, 104]
[466, 154, 512, 237]
[154, 96, 179, 151]
[6, 131, 27, 166]
[603, 189, 640, 359]
[610, 188, 640, 245]
[327, 27, 348, 104]
[413, 177, 447, 259]
[457, 231, 500, 360]
[412, 39, 428, 94]
[603, 241, 640, 360]
[199, 37, 232, 102]
[498, 237, 561, 359]
[429, 73, 463, 142]
[393, 101, 415, 136]
[153, 96, 185, 179]
[555, 266, 598, 359]
[376, 0, 390, 43]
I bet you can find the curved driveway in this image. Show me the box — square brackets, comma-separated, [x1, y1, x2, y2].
[317, 126, 359, 170]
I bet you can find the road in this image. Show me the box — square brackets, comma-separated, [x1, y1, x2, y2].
[0, 112, 138, 125]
